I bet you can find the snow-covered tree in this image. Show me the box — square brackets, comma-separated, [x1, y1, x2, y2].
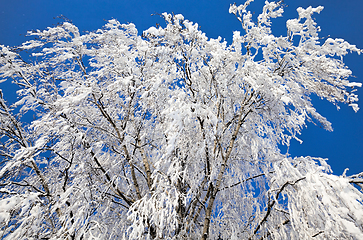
[0, 1, 362, 239]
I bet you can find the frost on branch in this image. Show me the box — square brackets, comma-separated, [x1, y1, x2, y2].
[0, 1, 362, 239]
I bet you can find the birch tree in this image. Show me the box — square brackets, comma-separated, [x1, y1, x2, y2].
[0, 1, 362, 239]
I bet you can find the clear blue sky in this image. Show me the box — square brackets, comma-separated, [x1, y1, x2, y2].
[1, 0, 362, 175]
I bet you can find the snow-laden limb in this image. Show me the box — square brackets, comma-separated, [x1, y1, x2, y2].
[0, 1, 362, 239]
[263, 157, 363, 239]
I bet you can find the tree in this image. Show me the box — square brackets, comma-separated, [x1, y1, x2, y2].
[0, 1, 362, 239]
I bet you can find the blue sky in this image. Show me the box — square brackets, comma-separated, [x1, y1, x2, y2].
[1, 0, 362, 175]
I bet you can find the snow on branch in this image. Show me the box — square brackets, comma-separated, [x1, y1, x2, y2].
[0, 1, 361, 239]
